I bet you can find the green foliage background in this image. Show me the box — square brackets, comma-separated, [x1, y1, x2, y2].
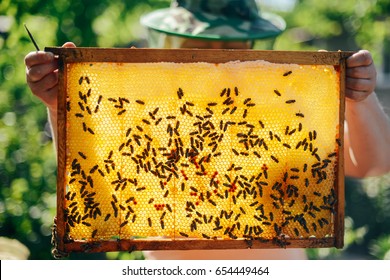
[0, 0, 389, 260]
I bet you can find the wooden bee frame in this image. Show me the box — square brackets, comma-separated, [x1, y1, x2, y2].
[48, 47, 351, 257]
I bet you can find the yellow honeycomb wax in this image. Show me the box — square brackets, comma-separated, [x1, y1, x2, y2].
[64, 60, 340, 243]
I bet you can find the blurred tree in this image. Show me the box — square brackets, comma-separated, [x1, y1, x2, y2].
[273, 0, 390, 66]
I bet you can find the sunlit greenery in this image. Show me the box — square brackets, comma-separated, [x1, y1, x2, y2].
[0, 0, 389, 260]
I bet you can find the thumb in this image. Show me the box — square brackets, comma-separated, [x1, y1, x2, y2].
[62, 42, 76, 48]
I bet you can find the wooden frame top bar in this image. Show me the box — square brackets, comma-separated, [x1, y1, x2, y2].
[45, 47, 353, 65]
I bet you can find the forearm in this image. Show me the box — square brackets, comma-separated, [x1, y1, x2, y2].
[345, 93, 390, 177]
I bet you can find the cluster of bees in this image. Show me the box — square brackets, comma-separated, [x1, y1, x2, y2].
[62, 62, 340, 248]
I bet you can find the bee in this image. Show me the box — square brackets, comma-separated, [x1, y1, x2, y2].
[82, 221, 91, 227]
[222, 107, 230, 115]
[285, 99, 296, 104]
[234, 86, 239, 96]
[263, 169, 268, 179]
[258, 120, 265, 128]
[125, 211, 131, 221]
[273, 224, 282, 235]
[242, 109, 248, 119]
[185, 109, 193, 117]
[283, 70, 292, 76]
[271, 155, 279, 163]
[118, 143, 126, 152]
[308, 211, 316, 218]
[78, 76, 83, 85]
[288, 128, 296, 135]
[328, 152, 337, 158]
[118, 109, 126, 116]
[177, 88, 184, 99]
[305, 178, 309, 187]
[283, 143, 291, 149]
[218, 88, 227, 97]
[296, 113, 305, 118]
[232, 148, 239, 156]
[78, 152, 87, 159]
[294, 141, 302, 150]
[274, 89, 281, 96]
[78, 102, 85, 111]
[206, 198, 216, 206]
[297, 123, 303, 132]
[200, 233, 210, 239]
[226, 88, 231, 97]
[87, 128, 95, 135]
[136, 100, 145, 105]
[120, 221, 128, 228]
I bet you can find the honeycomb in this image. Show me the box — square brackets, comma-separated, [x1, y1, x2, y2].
[63, 60, 340, 244]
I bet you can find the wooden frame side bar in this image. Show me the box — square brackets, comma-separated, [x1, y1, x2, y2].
[334, 57, 347, 249]
[55, 55, 68, 255]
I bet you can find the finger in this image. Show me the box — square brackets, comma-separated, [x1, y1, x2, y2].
[28, 71, 58, 100]
[346, 65, 376, 80]
[62, 42, 76, 48]
[345, 88, 371, 102]
[26, 59, 59, 83]
[347, 50, 373, 68]
[346, 76, 376, 93]
[24, 51, 55, 69]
